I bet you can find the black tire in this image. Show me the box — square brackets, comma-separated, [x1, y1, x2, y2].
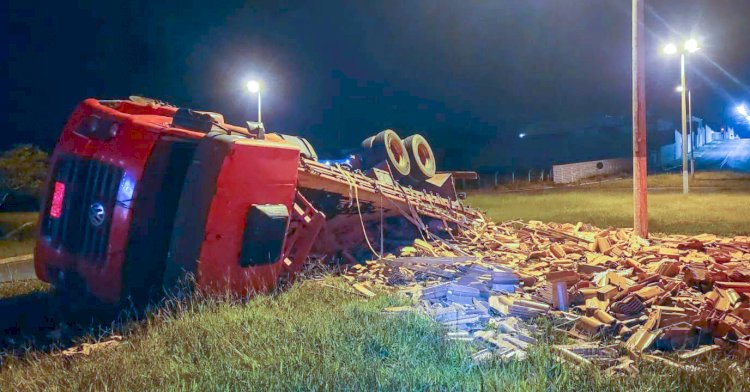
[360, 129, 410, 178]
[279, 134, 318, 160]
[403, 134, 436, 181]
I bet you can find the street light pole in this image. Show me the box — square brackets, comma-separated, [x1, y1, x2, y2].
[246, 80, 262, 123]
[680, 53, 688, 194]
[665, 38, 699, 193]
[688, 89, 694, 178]
[632, 0, 648, 238]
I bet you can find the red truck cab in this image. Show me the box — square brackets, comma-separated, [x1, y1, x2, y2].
[35, 98, 314, 304]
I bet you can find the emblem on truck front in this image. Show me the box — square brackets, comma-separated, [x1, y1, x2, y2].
[89, 202, 106, 227]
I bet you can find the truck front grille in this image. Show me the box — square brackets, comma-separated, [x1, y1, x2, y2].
[42, 155, 124, 263]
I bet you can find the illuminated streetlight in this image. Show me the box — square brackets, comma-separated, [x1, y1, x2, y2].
[675, 85, 684, 93]
[246, 80, 260, 93]
[246, 80, 262, 123]
[663, 43, 678, 55]
[518, 133, 526, 139]
[663, 38, 700, 194]
[684, 38, 700, 53]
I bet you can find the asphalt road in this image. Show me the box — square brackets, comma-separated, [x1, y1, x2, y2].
[694, 139, 750, 172]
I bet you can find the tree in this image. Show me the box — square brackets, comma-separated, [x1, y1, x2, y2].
[0, 144, 49, 208]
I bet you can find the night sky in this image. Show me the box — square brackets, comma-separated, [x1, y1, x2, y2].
[4, 0, 750, 166]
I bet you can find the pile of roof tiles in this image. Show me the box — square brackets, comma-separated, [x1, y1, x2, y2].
[343, 219, 750, 370]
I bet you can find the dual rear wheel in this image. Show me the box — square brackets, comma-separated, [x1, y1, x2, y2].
[360, 130, 436, 182]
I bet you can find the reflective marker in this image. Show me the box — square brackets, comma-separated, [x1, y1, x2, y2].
[50, 181, 66, 218]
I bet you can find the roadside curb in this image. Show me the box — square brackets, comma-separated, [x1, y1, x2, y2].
[0, 253, 33, 266]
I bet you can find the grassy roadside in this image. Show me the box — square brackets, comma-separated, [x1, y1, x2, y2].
[1, 277, 749, 391]
[0, 239, 35, 259]
[469, 173, 750, 236]
[2, 174, 750, 390]
[469, 191, 750, 236]
[0, 212, 38, 233]
[604, 172, 750, 189]
[0, 279, 48, 299]
[485, 172, 750, 192]
[0, 212, 37, 259]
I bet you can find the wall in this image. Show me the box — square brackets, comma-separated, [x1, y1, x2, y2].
[659, 121, 734, 167]
[552, 158, 631, 184]
[659, 142, 677, 164]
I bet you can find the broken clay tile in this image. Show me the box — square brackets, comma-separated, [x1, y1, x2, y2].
[677, 344, 720, 360]
[352, 283, 376, 298]
[550, 244, 567, 258]
[658, 247, 683, 259]
[59, 336, 124, 357]
[610, 295, 645, 316]
[714, 281, 750, 293]
[606, 272, 635, 290]
[596, 237, 612, 254]
[624, 328, 657, 353]
[633, 286, 666, 301]
[551, 281, 571, 311]
[575, 316, 605, 335]
[547, 270, 580, 284]
[593, 309, 616, 325]
[579, 287, 599, 299]
[585, 297, 610, 312]
[596, 285, 619, 301]
[577, 263, 608, 275]
[655, 260, 681, 278]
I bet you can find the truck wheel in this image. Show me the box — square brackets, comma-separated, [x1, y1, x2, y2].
[403, 134, 436, 181]
[360, 129, 410, 178]
[278, 134, 318, 160]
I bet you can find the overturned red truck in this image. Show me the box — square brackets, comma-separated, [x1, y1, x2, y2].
[35, 97, 481, 305]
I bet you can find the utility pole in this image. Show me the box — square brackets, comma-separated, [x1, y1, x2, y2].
[632, 0, 648, 238]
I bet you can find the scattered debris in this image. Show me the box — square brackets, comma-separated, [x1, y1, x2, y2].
[678, 344, 720, 360]
[343, 218, 750, 374]
[552, 344, 619, 368]
[57, 335, 124, 357]
[352, 283, 377, 298]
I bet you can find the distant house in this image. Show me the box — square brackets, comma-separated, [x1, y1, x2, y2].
[655, 117, 735, 167]
[470, 114, 717, 182]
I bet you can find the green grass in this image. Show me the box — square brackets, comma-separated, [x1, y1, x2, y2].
[0, 279, 48, 299]
[0, 239, 35, 259]
[1, 278, 748, 391]
[0, 212, 37, 258]
[470, 173, 750, 236]
[487, 171, 750, 192]
[584, 171, 750, 189]
[2, 174, 750, 389]
[0, 212, 38, 232]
